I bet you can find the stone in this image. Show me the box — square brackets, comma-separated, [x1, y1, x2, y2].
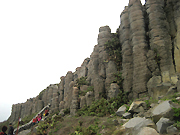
[137, 127, 159, 135]
[156, 117, 174, 134]
[122, 112, 132, 119]
[151, 100, 174, 123]
[128, 101, 147, 113]
[116, 105, 127, 117]
[123, 117, 146, 129]
[166, 86, 177, 95]
[166, 125, 179, 134]
[171, 75, 179, 85]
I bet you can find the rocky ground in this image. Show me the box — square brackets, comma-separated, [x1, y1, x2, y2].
[23, 92, 180, 135]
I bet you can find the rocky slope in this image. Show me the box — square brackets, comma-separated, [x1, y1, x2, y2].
[8, 0, 180, 128]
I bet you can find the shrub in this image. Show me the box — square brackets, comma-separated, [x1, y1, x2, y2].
[76, 77, 88, 89]
[104, 33, 122, 70]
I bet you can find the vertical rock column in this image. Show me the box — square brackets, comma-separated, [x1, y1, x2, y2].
[129, 0, 151, 98]
[173, 0, 180, 73]
[59, 76, 65, 102]
[70, 87, 79, 116]
[64, 71, 74, 109]
[10, 104, 22, 122]
[146, 0, 175, 82]
[119, 6, 133, 97]
[52, 85, 59, 112]
[87, 26, 112, 100]
[95, 26, 112, 100]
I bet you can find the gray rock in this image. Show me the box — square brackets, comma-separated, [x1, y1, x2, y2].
[156, 117, 174, 134]
[151, 100, 174, 123]
[80, 96, 86, 108]
[108, 83, 120, 100]
[166, 125, 178, 134]
[137, 127, 159, 135]
[85, 91, 94, 106]
[166, 86, 177, 95]
[123, 112, 132, 119]
[116, 105, 127, 117]
[124, 117, 145, 129]
[128, 101, 147, 113]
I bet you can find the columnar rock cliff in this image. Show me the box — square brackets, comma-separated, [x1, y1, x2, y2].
[8, 0, 180, 123]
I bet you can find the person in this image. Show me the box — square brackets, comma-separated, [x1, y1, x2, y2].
[0, 126, 7, 135]
[44, 109, 49, 116]
[32, 117, 37, 126]
[7, 123, 14, 135]
[37, 114, 42, 123]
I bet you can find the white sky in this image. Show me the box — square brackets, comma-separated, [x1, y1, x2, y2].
[0, 0, 145, 122]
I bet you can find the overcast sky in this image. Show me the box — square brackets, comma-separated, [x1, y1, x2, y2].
[0, 0, 145, 122]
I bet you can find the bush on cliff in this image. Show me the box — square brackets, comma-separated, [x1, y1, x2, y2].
[76, 91, 128, 117]
[104, 32, 122, 70]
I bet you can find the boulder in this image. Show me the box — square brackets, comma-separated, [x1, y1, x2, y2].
[137, 127, 159, 135]
[123, 117, 146, 129]
[156, 117, 174, 134]
[116, 105, 127, 117]
[128, 101, 147, 113]
[122, 112, 132, 119]
[151, 100, 174, 123]
[123, 117, 155, 130]
[166, 125, 179, 135]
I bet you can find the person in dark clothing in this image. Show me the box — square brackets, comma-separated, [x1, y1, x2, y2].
[0, 126, 7, 135]
[7, 123, 14, 135]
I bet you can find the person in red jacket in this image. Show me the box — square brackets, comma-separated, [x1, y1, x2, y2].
[32, 117, 37, 125]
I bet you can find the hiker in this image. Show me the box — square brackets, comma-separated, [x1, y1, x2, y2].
[0, 126, 7, 135]
[44, 108, 49, 116]
[32, 117, 37, 125]
[7, 123, 14, 135]
[37, 114, 42, 123]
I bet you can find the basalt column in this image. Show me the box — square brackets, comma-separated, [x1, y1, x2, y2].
[64, 71, 74, 109]
[129, 0, 151, 98]
[119, 6, 133, 98]
[173, 0, 180, 73]
[146, 0, 175, 82]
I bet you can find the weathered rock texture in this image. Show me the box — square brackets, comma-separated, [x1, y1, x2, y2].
[119, 0, 180, 99]
[8, 0, 180, 124]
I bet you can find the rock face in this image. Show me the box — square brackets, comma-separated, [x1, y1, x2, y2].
[8, 0, 180, 125]
[119, 0, 180, 99]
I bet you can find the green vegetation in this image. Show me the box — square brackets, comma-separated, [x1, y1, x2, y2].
[71, 118, 100, 135]
[37, 114, 63, 135]
[112, 71, 123, 89]
[173, 108, 180, 129]
[104, 33, 122, 70]
[63, 108, 70, 115]
[76, 91, 128, 117]
[79, 86, 94, 96]
[75, 77, 88, 89]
